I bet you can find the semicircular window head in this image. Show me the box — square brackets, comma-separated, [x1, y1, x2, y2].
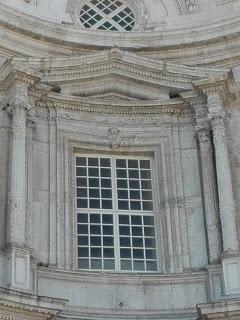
[80, 0, 135, 31]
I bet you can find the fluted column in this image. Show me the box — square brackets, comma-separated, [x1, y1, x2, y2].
[209, 109, 239, 253]
[196, 126, 222, 262]
[8, 98, 29, 245]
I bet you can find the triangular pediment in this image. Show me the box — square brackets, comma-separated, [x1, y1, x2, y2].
[0, 49, 230, 101]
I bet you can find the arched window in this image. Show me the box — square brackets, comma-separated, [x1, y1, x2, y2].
[79, 0, 135, 31]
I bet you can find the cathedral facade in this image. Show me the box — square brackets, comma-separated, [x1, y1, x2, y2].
[1, 1, 240, 319]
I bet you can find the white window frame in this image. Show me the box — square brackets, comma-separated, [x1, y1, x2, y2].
[74, 153, 159, 273]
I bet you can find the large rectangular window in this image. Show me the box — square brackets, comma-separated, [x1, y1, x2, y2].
[75, 155, 157, 272]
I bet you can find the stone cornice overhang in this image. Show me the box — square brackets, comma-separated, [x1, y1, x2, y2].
[32, 91, 190, 116]
[0, 287, 67, 318]
[1, 3, 240, 52]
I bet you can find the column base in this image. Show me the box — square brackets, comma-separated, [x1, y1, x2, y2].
[222, 252, 240, 296]
[6, 245, 31, 291]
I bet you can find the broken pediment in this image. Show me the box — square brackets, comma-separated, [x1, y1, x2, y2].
[0, 49, 231, 102]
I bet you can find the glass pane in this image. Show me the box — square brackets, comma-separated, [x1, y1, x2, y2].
[104, 259, 115, 270]
[143, 216, 154, 226]
[129, 180, 140, 189]
[117, 169, 127, 178]
[77, 199, 88, 208]
[140, 160, 150, 169]
[128, 160, 138, 168]
[101, 168, 111, 177]
[116, 159, 126, 168]
[142, 191, 152, 201]
[145, 238, 156, 248]
[119, 215, 129, 224]
[78, 236, 88, 245]
[76, 167, 86, 176]
[130, 191, 140, 200]
[91, 248, 101, 257]
[90, 214, 100, 223]
[141, 170, 151, 179]
[120, 248, 131, 258]
[90, 225, 101, 234]
[89, 199, 100, 208]
[89, 189, 100, 198]
[76, 157, 86, 166]
[103, 236, 114, 246]
[118, 190, 128, 199]
[132, 226, 142, 236]
[144, 227, 155, 237]
[91, 259, 102, 269]
[77, 213, 88, 223]
[102, 200, 112, 209]
[131, 215, 142, 225]
[132, 238, 143, 247]
[129, 170, 139, 178]
[78, 247, 89, 257]
[101, 179, 112, 188]
[88, 157, 98, 166]
[90, 236, 101, 246]
[143, 202, 153, 211]
[77, 177, 87, 187]
[88, 168, 99, 176]
[120, 237, 131, 247]
[121, 260, 132, 270]
[103, 225, 113, 235]
[118, 200, 129, 210]
[77, 188, 87, 197]
[133, 260, 145, 271]
[89, 178, 99, 187]
[117, 180, 128, 189]
[119, 226, 130, 235]
[146, 261, 157, 271]
[130, 201, 141, 211]
[78, 259, 89, 269]
[133, 249, 144, 259]
[102, 214, 113, 224]
[146, 250, 157, 260]
[103, 248, 114, 258]
[100, 158, 110, 167]
[78, 224, 88, 234]
[101, 189, 112, 198]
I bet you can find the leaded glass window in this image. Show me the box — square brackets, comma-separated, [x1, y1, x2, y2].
[79, 0, 135, 31]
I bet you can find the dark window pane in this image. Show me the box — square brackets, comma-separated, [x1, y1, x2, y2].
[144, 227, 155, 237]
[120, 248, 131, 258]
[89, 189, 100, 198]
[128, 160, 138, 168]
[120, 237, 131, 247]
[91, 259, 102, 269]
[101, 189, 112, 198]
[118, 190, 128, 199]
[121, 260, 132, 270]
[78, 247, 89, 257]
[88, 157, 98, 166]
[104, 259, 115, 270]
[103, 248, 114, 258]
[90, 236, 101, 246]
[91, 248, 101, 257]
[89, 178, 99, 187]
[100, 158, 110, 167]
[133, 249, 144, 259]
[76, 157, 86, 166]
[77, 199, 88, 208]
[142, 191, 152, 200]
[140, 160, 150, 169]
[129, 180, 140, 189]
[143, 202, 153, 211]
[130, 201, 141, 211]
[101, 179, 112, 188]
[145, 238, 156, 248]
[88, 168, 99, 176]
[78, 259, 89, 269]
[141, 180, 152, 190]
[118, 200, 129, 210]
[76, 178, 87, 187]
[78, 224, 88, 234]
[132, 238, 143, 247]
[90, 225, 101, 234]
[119, 226, 130, 235]
[130, 191, 140, 200]
[103, 237, 114, 246]
[131, 215, 142, 225]
[132, 226, 142, 236]
[89, 199, 100, 208]
[119, 215, 129, 224]
[117, 180, 128, 188]
[102, 214, 113, 224]
[141, 170, 151, 179]
[78, 236, 88, 245]
[90, 214, 100, 223]
[129, 170, 139, 178]
[144, 216, 154, 226]
[102, 200, 112, 209]
[77, 213, 88, 223]
[77, 188, 87, 197]
[101, 168, 111, 177]
[133, 260, 145, 271]
[76, 167, 87, 176]
[103, 225, 113, 235]
[117, 169, 127, 178]
[146, 261, 157, 271]
[146, 250, 156, 259]
[116, 159, 126, 168]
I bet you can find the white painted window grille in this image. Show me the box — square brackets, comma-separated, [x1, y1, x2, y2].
[75, 155, 158, 272]
[79, 0, 135, 31]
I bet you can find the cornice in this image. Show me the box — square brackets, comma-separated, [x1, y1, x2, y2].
[32, 91, 191, 116]
[1, 3, 240, 51]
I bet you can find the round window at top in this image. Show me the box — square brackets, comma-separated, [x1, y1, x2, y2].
[79, 0, 135, 31]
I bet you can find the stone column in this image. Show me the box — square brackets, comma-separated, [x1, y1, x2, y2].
[207, 95, 239, 254]
[9, 98, 29, 245]
[196, 125, 222, 263]
[6, 84, 31, 291]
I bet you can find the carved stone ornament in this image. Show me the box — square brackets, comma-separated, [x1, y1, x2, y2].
[107, 127, 122, 150]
